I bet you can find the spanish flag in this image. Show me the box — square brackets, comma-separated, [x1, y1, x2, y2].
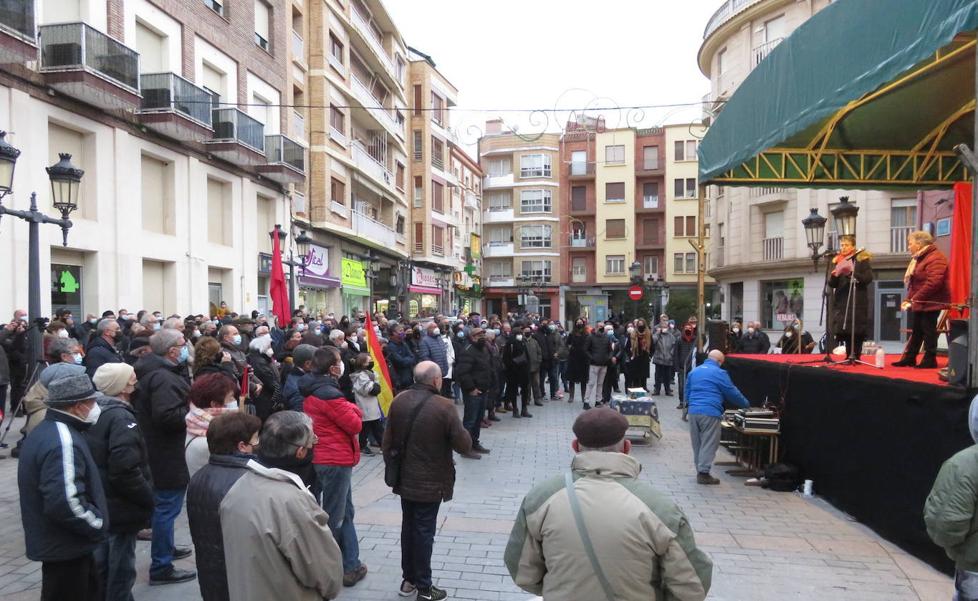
[365, 313, 396, 416]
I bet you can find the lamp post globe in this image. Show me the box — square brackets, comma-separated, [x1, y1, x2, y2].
[46, 153, 84, 216]
[0, 131, 21, 197]
[802, 207, 827, 270]
[830, 196, 859, 237]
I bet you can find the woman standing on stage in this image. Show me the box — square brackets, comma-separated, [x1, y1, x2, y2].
[893, 231, 950, 369]
[828, 235, 874, 359]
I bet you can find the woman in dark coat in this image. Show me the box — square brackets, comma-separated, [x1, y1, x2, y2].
[625, 319, 652, 390]
[246, 336, 282, 420]
[828, 235, 874, 359]
[893, 230, 951, 368]
[566, 320, 590, 404]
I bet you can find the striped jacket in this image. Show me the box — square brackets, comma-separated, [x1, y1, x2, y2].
[18, 408, 108, 561]
[505, 452, 712, 601]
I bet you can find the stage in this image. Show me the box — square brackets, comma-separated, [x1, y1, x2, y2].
[724, 353, 972, 573]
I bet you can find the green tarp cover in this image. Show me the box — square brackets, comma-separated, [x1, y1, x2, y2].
[698, 0, 978, 182]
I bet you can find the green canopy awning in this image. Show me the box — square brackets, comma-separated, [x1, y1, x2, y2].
[698, 0, 978, 188]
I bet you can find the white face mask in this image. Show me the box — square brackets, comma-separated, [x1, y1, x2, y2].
[224, 400, 239, 411]
[431, 328, 440, 337]
[747, 327, 755, 334]
[515, 334, 523, 341]
[785, 331, 794, 338]
[264, 348, 274, 358]
[349, 335, 358, 343]
[732, 328, 740, 334]
[58, 329, 69, 339]
[84, 402, 102, 424]
[627, 327, 635, 334]
[335, 361, 346, 377]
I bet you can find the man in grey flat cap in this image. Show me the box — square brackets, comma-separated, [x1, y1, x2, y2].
[18, 373, 109, 601]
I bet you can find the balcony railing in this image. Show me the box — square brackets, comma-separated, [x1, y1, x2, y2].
[0, 0, 35, 41]
[293, 192, 306, 215]
[351, 140, 392, 184]
[328, 51, 345, 73]
[350, 10, 395, 76]
[749, 186, 788, 198]
[291, 30, 303, 60]
[752, 37, 784, 68]
[643, 195, 660, 209]
[350, 74, 397, 133]
[211, 108, 265, 152]
[762, 236, 784, 261]
[265, 134, 304, 171]
[330, 200, 349, 218]
[569, 161, 594, 177]
[329, 126, 347, 146]
[569, 236, 595, 248]
[140, 72, 213, 126]
[40, 22, 139, 93]
[292, 110, 305, 140]
[352, 209, 397, 247]
[572, 270, 588, 283]
[489, 274, 514, 286]
[432, 151, 444, 171]
[704, 0, 764, 39]
[432, 242, 444, 256]
[891, 226, 913, 254]
[642, 160, 660, 171]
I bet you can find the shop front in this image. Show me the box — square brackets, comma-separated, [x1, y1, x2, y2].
[297, 244, 340, 315]
[407, 266, 442, 319]
[341, 257, 370, 317]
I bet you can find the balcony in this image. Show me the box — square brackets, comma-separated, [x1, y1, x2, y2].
[568, 161, 595, 180]
[464, 191, 479, 211]
[703, 0, 764, 39]
[291, 30, 304, 63]
[330, 200, 349, 218]
[641, 195, 660, 210]
[431, 151, 445, 172]
[488, 275, 515, 287]
[138, 72, 213, 140]
[350, 9, 395, 77]
[0, 0, 38, 64]
[762, 236, 784, 261]
[351, 141, 393, 187]
[329, 125, 347, 146]
[206, 107, 265, 166]
[327, 51, 345, 74]
[572, 270, 588, 283]
[350, 74, 398, 135]
[752, 38, 784, 68]
[256, 134, 305, 184]
[569, 236, 595, 249]
[484, 242, 514, 257]
[484, 173, 514, 189]
[484, 207, 514, 222]
[352, 209, 397, 248]
[891, 226, 913, 254]
[636, 160, 664, 177]
[39, 22, 141, 111]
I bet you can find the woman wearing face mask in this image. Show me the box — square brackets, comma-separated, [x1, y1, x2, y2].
[502, 326, 533, 418]
[183, 373, 238, 477]
[297, 347, 368, 586]
[777, 322, 815, 354]
[625, 320, 653, 390]
[192, 336, 241, 396]
[247, 334, 282, 420]
[566, 321, 590, 405]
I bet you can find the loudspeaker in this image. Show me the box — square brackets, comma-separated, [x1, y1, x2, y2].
[948, 319, 968, 386]
[707, 319, 729, 354]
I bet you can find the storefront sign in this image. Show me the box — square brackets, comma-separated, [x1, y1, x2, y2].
[470, 233, 481, 259]
[410, 266, 441, 295]
[299, 244, 340, 288]
[342, 258, 367, 288]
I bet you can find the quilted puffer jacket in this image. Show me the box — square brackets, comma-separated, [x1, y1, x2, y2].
[298, 373, 363, 467]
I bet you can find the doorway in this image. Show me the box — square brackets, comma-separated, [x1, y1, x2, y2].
[875, 282, 906, 343]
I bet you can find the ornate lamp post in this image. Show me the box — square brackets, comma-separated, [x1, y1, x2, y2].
[830, 196, 859, 237]
[802, 207, 828, 271]
[0, 132, 85, 368]
[294, 229, 312, 273]
[629, 260, 642, 319]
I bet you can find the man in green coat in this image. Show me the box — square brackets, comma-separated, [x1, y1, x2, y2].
[924, 396, 978, 600]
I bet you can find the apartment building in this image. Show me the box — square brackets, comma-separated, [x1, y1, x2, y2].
[449, 142, 484, 316]
[664, 124, 713, 295]
[299, 0, 410, 317]
[560, 118, 669, 322]
[700, 0, 921, 343]
[478, 121, 560, 319]
[0, 0, 304, 317]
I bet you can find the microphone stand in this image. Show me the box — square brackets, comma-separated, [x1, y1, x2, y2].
[832, 257, 876, 368]
[797, 249, 838, 365]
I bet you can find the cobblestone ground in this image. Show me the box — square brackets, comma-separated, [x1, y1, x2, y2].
[0, 390, 954, 601]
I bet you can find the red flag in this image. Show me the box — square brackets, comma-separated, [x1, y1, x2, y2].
[949, 182, 972, 319]
[365, 313, 395, 415]
[270, 225, 291, 328]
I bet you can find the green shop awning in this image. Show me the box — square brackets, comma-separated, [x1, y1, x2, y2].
[698, 0, 978, 189]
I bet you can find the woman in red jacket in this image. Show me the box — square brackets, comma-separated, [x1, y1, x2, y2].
[298, 346, 368, 587]
[893, 230, 950, 369]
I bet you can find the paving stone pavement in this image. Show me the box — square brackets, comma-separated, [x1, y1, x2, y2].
[0, 389, 955, 601]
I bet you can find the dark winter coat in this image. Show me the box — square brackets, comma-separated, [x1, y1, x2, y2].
[828, 251, 874, 336]
[382, 383, 471, 503]
[585, 332, 613, 367]
[83, 397, 154, 534]
[907, 244, 951, 312]
[83, 335, 123, 379]
[18, 409, 108, 561]
[386, 339, 418, 389]
[534, 330, 556, 368]
[503, 337, 531, 376]
[246, 351, 281, 420]
[418, 333, 449, 376]
[736, 332, 769, 354]
[282, 366, 306, 412]
[454, 341, 493, 394]
[133, 353, 191, 490]
[567, 332, 590, 382]
[186, 454, 251, 601]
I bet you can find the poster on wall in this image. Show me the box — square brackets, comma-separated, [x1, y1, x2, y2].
[762, 279, 804, 329]
[50, 264, 82, 318]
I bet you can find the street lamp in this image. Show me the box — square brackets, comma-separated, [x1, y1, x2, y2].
[830, 196, 859, 237]
[802, 207, 827, 271]
[629, 260, 642, 320]
[0, 133, 85, 369]
[294, 229, 311, 273]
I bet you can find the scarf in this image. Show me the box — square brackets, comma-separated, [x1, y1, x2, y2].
[904, 245, 929, 286]
[185, 403, 232, 437]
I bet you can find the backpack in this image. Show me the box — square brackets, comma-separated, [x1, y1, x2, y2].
[762, 463, 802, 492]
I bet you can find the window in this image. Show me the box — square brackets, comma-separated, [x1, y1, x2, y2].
[717, 48, 727, 75]
[141, 154, 174, 235]
[520, 225, 552, 248]
[571, 186, 586, 211]
[395, 56, 406, 82]
[570, 150, 587, 175]
[642, 146, 659, 170]
[414, 222, 423, 253]
[486, 157, 511, 177]
[606, 219, 625, 239]
[520, 189, 552, 213]
[396, 214, 405, 234]
[488, 227, 512, 243]
[254, 0, 271, 51]
[605, 145, 625, 164]
[432, 225, 445, 255]
[674, 139, 697, 161]
[643, 255, 659, 277]
[202, 62, 226, 108]
[413, 86, 422, 116]
[521, 260, 552, 281]
[571, 222, 586, 240]
[891, 198, 917, 252]
[135, 21, 165, 73]
[489, 261, 512, 277]
[330, 178, 345, 205]
[673, 252, 697, 274]
[204, 0, 224, 17]
[413, 176, 423, 208]
[642, 218, 659, 244]
[329, 34, 344, 65]
[520, 154, 551, 178]
[329, 105, 344, 133]
[605, 182, 625, 203]
[431, 93, 444, 125]
[431, 137, 445, 170]
[431, 181, 444, 213]
[761, 279, 804, 329]
[764, 211, 784, 238]
[207, 178, 231, 245]
[410, 130, 423, 161]
[674, 215, 696, 237]
[674, 177, 697, 199]
[606, 255, 625, 275]
[572, 257, 587, 279]
[395, 163, 405, 190]
[642, 182, 659, 208]
[488, 191, 510, 211]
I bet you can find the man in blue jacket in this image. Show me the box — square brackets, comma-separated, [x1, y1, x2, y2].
[282, 344, 317, 411]
[685, 350, 750, 485]
[18, 373, 109, 601]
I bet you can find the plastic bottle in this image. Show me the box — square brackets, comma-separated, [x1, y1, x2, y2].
[875, 347, 885, 369]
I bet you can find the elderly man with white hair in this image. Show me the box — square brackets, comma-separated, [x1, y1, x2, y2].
[684, 350, 751, 485]
[247, 331, 281, 420]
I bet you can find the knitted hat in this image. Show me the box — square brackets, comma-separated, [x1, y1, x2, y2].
[93, 363, 135, 397]
[39, 363, 86, 388]
[573, 407, 629, 448]
[46, 374, 98, 407]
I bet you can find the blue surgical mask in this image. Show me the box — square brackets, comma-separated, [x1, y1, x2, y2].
[73, 352, 83, 365]
[606, 330, 615, 338]
[232, 334, 242, 345]
[179, 346, 189, 363]
[456, 331, 465, 339]
[153, 323, 161, 331]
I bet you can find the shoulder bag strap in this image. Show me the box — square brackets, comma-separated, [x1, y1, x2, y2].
[564, 472, 617, 601]
[400, 393, 429, 451]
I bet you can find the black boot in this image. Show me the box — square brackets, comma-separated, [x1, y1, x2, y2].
[915, 353, 938, 369]
[892, 355, 917, 367]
